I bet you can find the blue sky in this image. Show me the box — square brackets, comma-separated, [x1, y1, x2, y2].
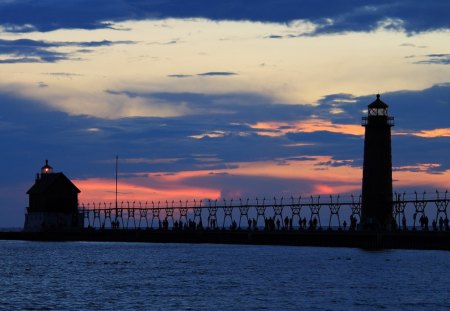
[0, 0, 449, 227]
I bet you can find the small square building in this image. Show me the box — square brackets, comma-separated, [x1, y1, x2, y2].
[24, 160, 83, 231]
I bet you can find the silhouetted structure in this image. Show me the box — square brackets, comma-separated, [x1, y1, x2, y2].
[24, 160, 82, 231]
[361, 95, 394, 229]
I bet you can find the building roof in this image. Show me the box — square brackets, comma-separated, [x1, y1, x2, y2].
[27, 172, 81, 195]
[368, 94, 388, 109]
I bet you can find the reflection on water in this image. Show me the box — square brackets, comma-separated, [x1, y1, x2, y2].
[0, 241, 448, 310]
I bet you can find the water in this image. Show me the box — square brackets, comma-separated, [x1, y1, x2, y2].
[0, 241, 448, 311]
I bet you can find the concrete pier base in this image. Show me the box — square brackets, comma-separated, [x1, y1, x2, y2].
[1, 229, 448, 251]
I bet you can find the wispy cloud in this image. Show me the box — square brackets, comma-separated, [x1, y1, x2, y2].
[197, 72, 238, 76]
[0, 39, 135, 63]
[167, 74, 193, 78]
[42, 72, 84, 77]
[412, 128, 450, 138]
[415, 54, 450, 65]
[189, 131, 227, 139]
[250, 120, 364, 137]
[167, 72, 238, 78]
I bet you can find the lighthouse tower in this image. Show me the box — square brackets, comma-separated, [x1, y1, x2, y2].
[361, 95, 394, 230]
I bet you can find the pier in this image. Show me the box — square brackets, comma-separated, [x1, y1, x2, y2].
[79, 191, 448, 232]
[3, 191, 448, 250]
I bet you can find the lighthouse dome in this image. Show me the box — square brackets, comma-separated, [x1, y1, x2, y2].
[368, 94, 388, 109]
[368, 94, 389, 116]
[41, 160, 53, 174]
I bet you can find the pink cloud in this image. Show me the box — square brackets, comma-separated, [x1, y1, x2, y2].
[413, 128, 450, 138]
[250, 119, 365, 137]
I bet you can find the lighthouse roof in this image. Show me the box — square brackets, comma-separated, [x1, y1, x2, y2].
[26, 172, 80, 195]
[368, 94, 388, 109]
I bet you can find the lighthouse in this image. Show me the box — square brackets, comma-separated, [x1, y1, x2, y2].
[361, 95, 394, 230]
[24, 160, 82, 231]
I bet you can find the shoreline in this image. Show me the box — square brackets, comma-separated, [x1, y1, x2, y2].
[0, 229, 449, 251]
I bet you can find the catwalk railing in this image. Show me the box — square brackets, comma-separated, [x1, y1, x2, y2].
[79, 191, 449, 231]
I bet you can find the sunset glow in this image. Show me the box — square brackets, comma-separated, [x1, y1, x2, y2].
[75, 178, 221, 205]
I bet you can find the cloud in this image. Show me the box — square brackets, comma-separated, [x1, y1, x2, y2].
[190, 131, 227, 139]
[104, 90, 282, 118]
[99, 85, 450, 175]
[123, 158, 184, 165]
[1, 1, 449, 34]
[400, 43, 426, 48]
[0, 38, 135, 63]
[42, 72, 84, 77]
[197, 72, 238, 76]
[0, 57, 45, 63]
[0, 39, 68, 62]
[249, 119, 364, 137]
[394, 163, 443, 173]
[412, 128, 450, 138]
[315, 159, 354, 168]
[75, 39, 135, 47]
[265, 35, 284, 39]
[167, 74, 193, 78]
[414, 54, 450, 65]
[167, 72, 238, 78]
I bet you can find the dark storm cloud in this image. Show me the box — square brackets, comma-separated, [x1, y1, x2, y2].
[1, 1, 449, 34]
[0, 39, 135, 63]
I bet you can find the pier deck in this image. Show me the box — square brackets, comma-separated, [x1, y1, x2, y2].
[1, 229, 449, 251]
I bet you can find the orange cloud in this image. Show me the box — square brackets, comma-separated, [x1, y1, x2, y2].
[394, 163, 442, 172]
[394, 128, 450, 138]
[250, 119, 364, 137]
[413, 128, 450, 138]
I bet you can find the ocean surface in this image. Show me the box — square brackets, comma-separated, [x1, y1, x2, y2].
[0, 240, 448, 311]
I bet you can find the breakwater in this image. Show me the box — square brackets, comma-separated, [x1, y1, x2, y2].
[12, 191, 449, 250]
[1, 229, 449, 251]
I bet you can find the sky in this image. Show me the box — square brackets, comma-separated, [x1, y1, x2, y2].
[0, 0, 449, 227]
